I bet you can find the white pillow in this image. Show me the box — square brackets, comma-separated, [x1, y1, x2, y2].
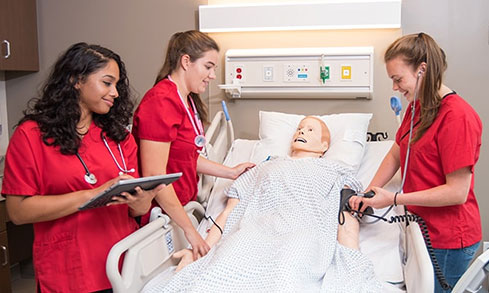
[251, 111, 373, 173]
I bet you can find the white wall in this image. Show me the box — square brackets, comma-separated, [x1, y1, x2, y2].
[0, 73, 8, 155]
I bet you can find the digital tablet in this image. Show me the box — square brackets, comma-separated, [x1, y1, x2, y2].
[79, 172, 182, 211]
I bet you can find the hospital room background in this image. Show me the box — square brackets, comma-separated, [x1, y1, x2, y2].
[0, 0, 487, 291]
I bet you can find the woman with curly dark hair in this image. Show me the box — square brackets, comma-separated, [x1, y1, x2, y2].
[1, 42, 161, 292]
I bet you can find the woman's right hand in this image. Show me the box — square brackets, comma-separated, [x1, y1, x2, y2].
[349, 186, 395, 212]
[184, 228, 210, 260]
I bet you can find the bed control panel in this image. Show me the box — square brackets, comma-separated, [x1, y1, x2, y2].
[165, 231, 174, 254]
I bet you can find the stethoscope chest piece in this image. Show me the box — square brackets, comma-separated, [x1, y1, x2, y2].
[84, 173, 97, 185]
[194, 135, 206, 148]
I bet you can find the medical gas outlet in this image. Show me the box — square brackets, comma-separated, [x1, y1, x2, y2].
[219, 47, 373, 99]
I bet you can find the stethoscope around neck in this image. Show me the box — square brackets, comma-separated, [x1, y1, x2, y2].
[76, 134, 135, 185]
[167, 76, 206, 149]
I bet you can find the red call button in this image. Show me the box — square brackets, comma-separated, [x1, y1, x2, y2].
[236, 68, 242, 73]
[236, 74, 242, 79]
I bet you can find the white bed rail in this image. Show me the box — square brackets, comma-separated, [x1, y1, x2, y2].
[198, 110, 234, 205]
[106, 202, 205, 293]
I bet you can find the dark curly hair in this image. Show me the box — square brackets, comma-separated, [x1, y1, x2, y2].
[19, 42, 134, 155]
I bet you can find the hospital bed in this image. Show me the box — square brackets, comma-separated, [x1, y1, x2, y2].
[106, 111, 486, 292]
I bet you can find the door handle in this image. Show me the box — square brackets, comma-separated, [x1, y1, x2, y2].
[3, 40, 11, 59]
[0, 245, 8, 266]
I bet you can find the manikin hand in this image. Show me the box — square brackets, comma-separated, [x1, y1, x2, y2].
[173, 249, 195, 272]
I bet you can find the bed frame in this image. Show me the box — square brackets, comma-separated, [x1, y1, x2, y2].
[106, 202, 204, 293]
[106, 111, 487, 292]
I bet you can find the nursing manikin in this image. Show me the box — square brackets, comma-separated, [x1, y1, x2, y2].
[142, 116, 382, 292]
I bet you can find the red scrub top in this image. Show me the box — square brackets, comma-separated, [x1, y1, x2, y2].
[1, 120, 139, 292]
[132, 78, 203, 225]
[396, 93, 482, 249]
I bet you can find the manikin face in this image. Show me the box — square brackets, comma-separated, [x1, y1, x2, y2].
[76, 59, 120, 116]
[186, 49, 218, 94]
[386, 56, 424, 103]
[291, 117, 329, 158]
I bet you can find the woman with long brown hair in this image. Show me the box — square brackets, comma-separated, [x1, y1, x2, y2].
[351, 32, 482, 292]
[132, 30, 254, 260]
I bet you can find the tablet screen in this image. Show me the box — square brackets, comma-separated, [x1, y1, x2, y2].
[79, 172, 182, 210]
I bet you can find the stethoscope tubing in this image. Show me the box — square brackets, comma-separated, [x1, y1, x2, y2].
[168, 76, 206, 148]
[76, 134, 134, 185]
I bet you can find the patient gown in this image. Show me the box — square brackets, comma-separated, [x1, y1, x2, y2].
[143, 157, 382, 292]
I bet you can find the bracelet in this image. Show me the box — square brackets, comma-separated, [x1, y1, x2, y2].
[394, 192, 399, 207]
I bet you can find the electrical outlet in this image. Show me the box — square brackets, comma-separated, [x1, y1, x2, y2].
[483, 241, 489, 252]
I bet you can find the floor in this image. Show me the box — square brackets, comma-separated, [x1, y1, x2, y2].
[10, 259, 36, 293]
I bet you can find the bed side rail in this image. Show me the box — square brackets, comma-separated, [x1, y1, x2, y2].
[198, 110, 234, 205]
[402, 220, 435, 292]
[106, 201, 205, 293]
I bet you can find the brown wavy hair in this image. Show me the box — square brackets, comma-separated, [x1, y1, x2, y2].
[384, 32, 447, 143]
[154, 30, 219, 123]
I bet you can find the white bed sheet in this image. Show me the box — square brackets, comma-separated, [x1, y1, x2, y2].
[199, 139, 406, 292]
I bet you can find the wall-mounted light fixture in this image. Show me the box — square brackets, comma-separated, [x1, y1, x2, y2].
[199, 0, 401, 33]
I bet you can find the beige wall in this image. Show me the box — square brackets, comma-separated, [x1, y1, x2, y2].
[207, 0, 402, 139]
[208, 30, 401, 139]
[5, 0, 206, 129]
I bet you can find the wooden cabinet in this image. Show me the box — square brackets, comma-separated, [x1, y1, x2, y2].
[0, 200, 11, 293]
[0, 0, 39, 71]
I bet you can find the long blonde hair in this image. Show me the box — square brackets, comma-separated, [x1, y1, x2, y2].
[154, 30, 219, 123]
[384, 32, 447, 143]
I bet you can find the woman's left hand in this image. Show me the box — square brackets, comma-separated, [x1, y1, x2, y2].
[108, 182, 165, 216]
[229, 162, 255, 179]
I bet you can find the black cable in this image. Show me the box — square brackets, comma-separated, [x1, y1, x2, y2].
[390, 214, 452, 290]
[356, 211, 453, 291]
[204, 215, 223, 235]
[339, 188, 452, 289]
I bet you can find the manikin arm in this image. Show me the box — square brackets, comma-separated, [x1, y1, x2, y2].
[174, 197, 240, 271]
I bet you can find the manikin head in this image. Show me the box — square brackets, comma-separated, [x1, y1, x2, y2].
[290, 116, 331, 158]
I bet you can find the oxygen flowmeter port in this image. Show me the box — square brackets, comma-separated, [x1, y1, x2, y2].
[320, 65, 330, 84]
